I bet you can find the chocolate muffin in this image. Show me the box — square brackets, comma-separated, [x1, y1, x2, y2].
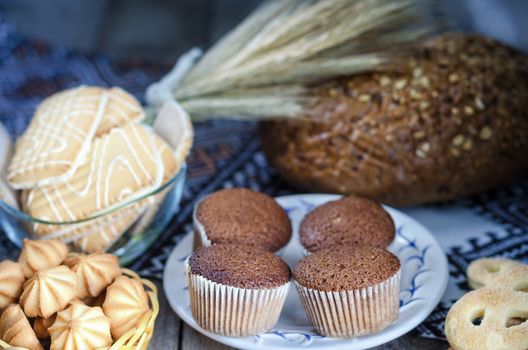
[193, 188, 292, 252]
[293, 246, 401, 337]
[187, 244, 291, 336]
[188, 244, 291, 289]
[300, 195, 395, 253]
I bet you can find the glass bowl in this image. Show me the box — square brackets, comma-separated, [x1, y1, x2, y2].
[0, 164, 187, 265]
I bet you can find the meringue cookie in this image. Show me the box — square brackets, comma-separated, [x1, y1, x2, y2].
[48, 302, 112, 350]
[20, 265, 78, 318]
[0, 304, 43, 350]
[18, 239, 68, 278]
[0, 260, 25, 310]
[64, 253, 121, 299]
[103, 275, 149, 339]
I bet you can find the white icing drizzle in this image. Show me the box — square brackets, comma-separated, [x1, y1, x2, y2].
[63, 145, 96, 199]
[94, 132, 109, 211]
[19, 94, 192, 245]
[28, 123, 164, 230]
[40, 186, 64, 222]
[110, 87, 143, 112]
[131, 123, 158, 165]
[8, 86, 146, 190]
[105, 107, 122, 126]
[104, 155, 141, 208]
[95, 87, 145, 135]
[54, 185, 76, 221]
[118, 188, 133, 202]
[8, 86, 108, 189]
[8, 160, 72, 176]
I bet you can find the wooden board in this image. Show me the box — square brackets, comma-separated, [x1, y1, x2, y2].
[152, 281, 448, 350]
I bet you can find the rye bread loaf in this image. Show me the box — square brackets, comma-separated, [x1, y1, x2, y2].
[259, 33, 528, 206]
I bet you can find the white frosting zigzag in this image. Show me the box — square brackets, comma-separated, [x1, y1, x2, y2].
[8, 86, 145, 190]
[26, 123, 164, 236]
[8, 86, 107, 189]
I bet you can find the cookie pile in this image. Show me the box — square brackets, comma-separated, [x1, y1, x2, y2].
[5, 86, 192, 252]
[0, 238, 152, 350]
[445, 258, 528, 350]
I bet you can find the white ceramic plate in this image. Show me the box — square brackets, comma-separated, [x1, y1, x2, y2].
[164, 194, 448, 350]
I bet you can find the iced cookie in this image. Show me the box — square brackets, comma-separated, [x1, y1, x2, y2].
[26, 123, 163, 235]
[72, 132, 182, 252]
[7, 86, 145, 190]
[8, 86, 107, 189]
[95, 87, 144, 136]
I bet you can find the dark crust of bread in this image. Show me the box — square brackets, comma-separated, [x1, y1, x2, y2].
[259, 33, 528, 206]
[300, 195, 395, 252]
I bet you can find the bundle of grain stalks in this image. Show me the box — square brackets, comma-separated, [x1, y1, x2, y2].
[147, 0, 528, 206]
[146, 0, 441, 120]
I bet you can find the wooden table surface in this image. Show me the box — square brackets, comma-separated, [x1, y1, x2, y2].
[149, 281, 449, 350]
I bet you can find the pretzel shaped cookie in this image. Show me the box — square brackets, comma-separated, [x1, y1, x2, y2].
[493, 265, 528, 292]
[445, 288, 528, 350]
[466, 258, 522, 289]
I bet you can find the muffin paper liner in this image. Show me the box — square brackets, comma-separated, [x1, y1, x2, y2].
[295, 270, 401, 338]
[192, 198, 213, 248]
[188, 272, 290, 337]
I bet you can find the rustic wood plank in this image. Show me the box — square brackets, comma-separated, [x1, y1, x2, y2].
[373, 334, 448, 349]
[152, 281, 449, 349]
[153, 278, 448, 350]
[181, 323, 234, 350]
[178, 328, 448, 350]
[149, 281, 181, 350]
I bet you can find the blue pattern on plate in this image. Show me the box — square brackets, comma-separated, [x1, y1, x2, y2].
[255, 330, 325, 345]
[179, 196, 435, 344]
[397, 226, 431, 307]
